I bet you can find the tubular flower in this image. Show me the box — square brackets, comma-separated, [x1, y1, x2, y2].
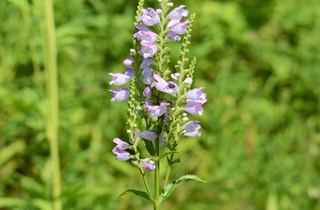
[109, 68, 135, 86]
[183, 120, 201, 137]
[151, 74, 179, 94]
[108, 87, 130, 102]
[184, 99, 207, 115]
[112, 138, 130, 161]
[138, 8, 160, 26]
[167, 5, 188, 20]
[143, 86, 152, 97]
[170, 20, 189, 34]
[134, 24, 158, 44]
[147, 102, 167, 117]
[142, 68, 155, 85]
[138, 43, 158, 58]
[185, 87, 206, 100]
[140, 130, 157, 141]
[141, 158, 156, 171]
[165, 32, 181, 42]
[140, 57, 154, 69]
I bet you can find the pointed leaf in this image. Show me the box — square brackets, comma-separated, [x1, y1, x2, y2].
[143, 139, 155, 156]
[159, 151, 182, 161]
[115, 188, 156, 204]
[162, 175, 207, 201]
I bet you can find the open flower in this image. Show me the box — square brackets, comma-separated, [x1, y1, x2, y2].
[140, 57, 154, 69]
[183, 120, 201, 137]
[151, 74, 179, 94]
[184, 99, 207, 115]
[165, 32, 181, 42]
[140, 130, 157, 141]
[168, 5, 188, 20]
[108, 87, 130, 102]
[138, 43, 158, 58]
[134, 24, 158, 44]
[109, 68, 135, 86]
[170, 20, 189, 34]
[147, 102, 167, 117]
[185, 87, 206, 100]
[138, 8, 160, 26]
[112, 138, 130, 161]
[141, 158, 156, 171]
[143, 86, 152, 97]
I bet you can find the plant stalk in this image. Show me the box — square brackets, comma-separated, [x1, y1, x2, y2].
[43, 0, 62, 209]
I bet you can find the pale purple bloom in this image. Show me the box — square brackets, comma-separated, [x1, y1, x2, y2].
[140, 58, 154, 69]
[112, 138, 131, 161]
[143, 86, 152, 96]
[151, 74, 179, 94]
[147, 102, 167, 117]
[113, 147, 131, 161]
[143, 98, 153, 111]
[166, 32, 181, 42]
[183, 120, 201, 137]
[159, 134, 165, 146]
[185, 87, 206, 100]
[184, 77, 193, 85]
[138, 43, 157, 58]
[174, 73, 180, 77]
[171, 20, 189, 34]
[142, 68, 155, 85]
[184, 99, 207, 115]
[141, 158, 155, 171]
[156, 9, 162, 14]
[109, 68, 135, 86]
[140, 130, 157, 141]
[123, 58, 134, 66]
[168, 5, 188, 20]
[113, 138, 129, 150]
[138, 8, 160, 26]
[134, 24, 157, 44]
[108, 87, 130, 102]
[166, 19, 180, 28]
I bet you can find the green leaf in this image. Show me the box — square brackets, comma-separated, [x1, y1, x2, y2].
[143, 139, 155, 156]
[161, 175, 207, 201]
[115, 188, 156, 204]
[170, 158, 181, 165]
[159, 151, 181, 161]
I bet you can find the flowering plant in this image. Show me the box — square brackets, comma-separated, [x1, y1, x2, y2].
[109, 0, 206, 209]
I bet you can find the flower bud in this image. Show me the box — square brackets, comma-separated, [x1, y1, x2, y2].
[123, 58, 134, 66]
[156, 9, 162, 14]
[130, 49, 136, 53]
[171, 74, 177, 80]
[167, 2, 173, 7]
[174, 73, 180, 78]
[183, 117, 189, 121]
[182, 113, 187, 117]
[184, 77, 193, 85]
[127, 130, 131, 133]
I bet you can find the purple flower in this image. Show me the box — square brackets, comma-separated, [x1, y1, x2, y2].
[184, 77, 193, 85]
[171, 20, 189, 34]
[113, 138, 129, 150]
[108, 87, 130, 102]
[151, 74, 179, 94]
[166, 19, 180, 28]
[185, 87, 206, 100]
[123, 58, 134, 66]
[112, 138, 131, 161]
[141, 158, 155, 171]
[143, 98, 153, 111]
[156, 9, 162, 14]
[166, 32, 181, 42]
[184, 99, 207, 115]
[140, 58, 154, 69]
[138, 43, 158, 58]
[147, 102, 167, 117]
[140, 130, 157, 141]
[142, 68, 155, 85]
[138, 8, 160, 26]
[183, 120, 201, 137]
[168, 5, 188, 20]
[159, 134, 165, 146]
[113, 147, 131, 161]
[143, 86, 152, 97]
[134, 24, 158, 44]
[109, 68, 135, 86]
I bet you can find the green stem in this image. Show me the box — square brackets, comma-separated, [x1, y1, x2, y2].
[43, 0, 62, 209]
[139, 169, 153, 199]
[154, 128, 161, 210]
[162, 154, 174, 192]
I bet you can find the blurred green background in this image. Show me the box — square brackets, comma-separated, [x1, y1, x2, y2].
[0, 0, 319, 209]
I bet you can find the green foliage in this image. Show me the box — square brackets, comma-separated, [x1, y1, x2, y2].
[0, 0, 319, 209]
[115, 188, 156, 204]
